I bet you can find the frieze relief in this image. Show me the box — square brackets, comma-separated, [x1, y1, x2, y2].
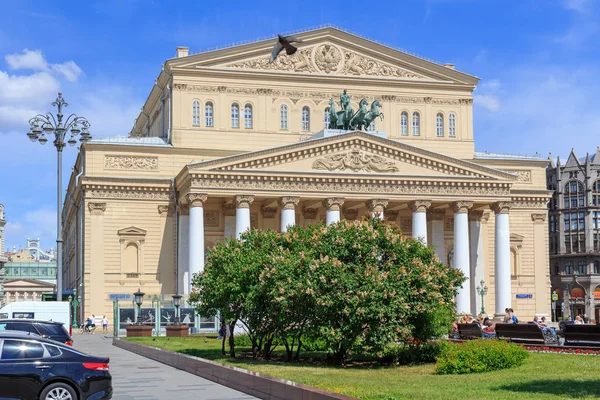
[86, 189, 172, 201]
[502, 170, 532, 183]
[312, 150, 399, 173]
[104, 156, 158, 171]
[223, 43, 426, 79]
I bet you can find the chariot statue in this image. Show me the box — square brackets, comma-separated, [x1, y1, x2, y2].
[327, 90, 384, 131]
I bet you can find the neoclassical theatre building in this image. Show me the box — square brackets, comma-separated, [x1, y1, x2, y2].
[63, 27, 551, 324]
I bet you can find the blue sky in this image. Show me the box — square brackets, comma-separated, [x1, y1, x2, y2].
[0, 0, 598, 251]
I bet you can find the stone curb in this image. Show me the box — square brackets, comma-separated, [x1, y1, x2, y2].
[113, 338, 357, 400]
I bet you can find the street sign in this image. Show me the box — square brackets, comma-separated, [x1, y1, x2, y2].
[109, 294, 132, 301]
[552, 293, 559, 301]
[515, 294, 533, 299]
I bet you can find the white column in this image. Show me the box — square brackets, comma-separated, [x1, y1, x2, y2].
[410, 200, 431, 245]
[324, 198, 344, 226]
[367, 199, 389, 220]
[469, 211, 487, 316]
[493, 202, 512, 318]
[235, 195, 254, 239]
[279, 197, 299, 232]
[188, 194, 207, 292]
[178, 213, 190, 294]
[429, 210, 446, 262]
[452, 201, 473, 314]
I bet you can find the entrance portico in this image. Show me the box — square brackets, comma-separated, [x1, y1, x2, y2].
[176, 131, 524, 316]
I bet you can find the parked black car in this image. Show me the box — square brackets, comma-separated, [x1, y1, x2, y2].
[0, 319, 73, 345]
[0, 331, 112, 400]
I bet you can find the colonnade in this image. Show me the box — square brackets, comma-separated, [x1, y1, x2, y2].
[184, 194, 512, 317]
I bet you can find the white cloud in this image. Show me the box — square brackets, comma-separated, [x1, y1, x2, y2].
[5, 49, 48, 70]
[563, 0, 594, 13]
[4, 208, 56, 250]
[51, 61, 84, 82]
[473, 94, 500, 112]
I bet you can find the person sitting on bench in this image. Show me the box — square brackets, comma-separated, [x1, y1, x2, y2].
[532, 316, 556, 335]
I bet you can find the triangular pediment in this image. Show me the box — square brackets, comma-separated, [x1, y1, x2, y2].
[117, 226, 147, 236]
[4, 279, 55, 288]
[188, 131, 516, 181]
[169, 27, 478, 85]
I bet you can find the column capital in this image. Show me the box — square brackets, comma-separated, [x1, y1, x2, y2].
[323, 197, 345, 211]
[491, 201, 512, 214]
[235, 195, 255, 209]
[302, 207, 318, 220]
[187, 193, 208, 208]
[367, 199, 389, 214]
[531, 213, 547, 223]
[410, 200, 432, 213]
[451, 201, 473, 214]
[88, 202, 106, 215]
[469, 210, 485, 221]
[428, 209, 446, 220]
[278, 196, 300, 210]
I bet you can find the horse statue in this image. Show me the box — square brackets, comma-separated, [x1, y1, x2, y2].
[350, 99, 369, 130]
[328, 99, 338, 129]
[364, 100, 384, 129]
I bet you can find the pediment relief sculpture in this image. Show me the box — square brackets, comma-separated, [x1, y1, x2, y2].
[225, 43, 426, 79]
[312, 150, 399, 173]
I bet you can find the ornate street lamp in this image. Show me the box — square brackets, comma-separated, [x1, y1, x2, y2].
[26, 93, 92, 301]
[172, 294, 182, 325]
[133, 289, 145, 325]
[476, 279, 488, 315]
[70, 288, 79, 329]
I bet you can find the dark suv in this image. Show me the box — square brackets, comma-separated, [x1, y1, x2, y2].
[0, 319, 73, 346]
[0, 331, 112, 400]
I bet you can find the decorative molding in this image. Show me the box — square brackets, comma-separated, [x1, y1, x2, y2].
[451, 201, 474, 214]
[367, 199, 389, 213]
[502, 169, 532, 182]
[104, 155, 158, 171]
[481, 211, 491, 223]
[225, 44, 426, 80]
[278, 196, 300, 210]
[157, 205, 172, 215]
[491, 201, 512, 214]
[302, 207, 319, 220]
[88, 202, 106, 215]
[431, 98, 461, 105]
[261, 207, 277, 218]
[323, 197, 345, 211]
[235, 195, 254, 209]
[510, 197, 549, 209]
[469, 210, 485, 222]
[187, 193, 208, 208]
[222, 201, 236, 215]
[85, 187, 171, 201]
[445, 217, 454, 230]
[343, 208, 359, 220]
[410, 200, 432, 213]
[531, 213, 547, 222]
[312, 150, 399, 173]
[205, 211, 219, 227]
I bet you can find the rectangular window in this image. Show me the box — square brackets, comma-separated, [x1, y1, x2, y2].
[595, 233, 599, 251]
[577, 262, 586, 274]
[580, 234, 586, 252]
[594, 261, 600, 274]
[565, 213, 571, 231]
[565, 236, 572, 253]
[565, 263, 573, 275]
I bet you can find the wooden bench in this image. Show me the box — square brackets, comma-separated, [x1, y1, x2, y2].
[457, 323, 487, 340]
[562, 324, 600, 346]
[495, 323, 557, 344]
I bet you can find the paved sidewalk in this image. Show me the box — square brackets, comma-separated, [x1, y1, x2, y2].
[72, 333, 256, 400]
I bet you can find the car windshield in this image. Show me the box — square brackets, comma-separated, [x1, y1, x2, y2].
[37, 324, 68, 337]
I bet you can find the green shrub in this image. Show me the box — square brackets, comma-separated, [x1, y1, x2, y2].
[300, 336, 329, 352]
[233, 334, 253, 347]
[435, 339, 528, 375]
[383, 341, 451, 365]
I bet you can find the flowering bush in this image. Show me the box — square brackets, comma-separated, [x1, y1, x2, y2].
[190, 218, 465, 363]
[523, 345, 600, 355]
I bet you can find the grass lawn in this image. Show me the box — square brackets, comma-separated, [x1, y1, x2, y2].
[126, 336, 600, 399]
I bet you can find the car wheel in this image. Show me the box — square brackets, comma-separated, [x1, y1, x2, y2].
[40, 382, 77, 400]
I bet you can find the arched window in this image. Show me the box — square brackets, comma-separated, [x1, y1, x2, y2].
[302, 107, 310, 132]
[324, 108, 331, 129]
[244, 104, 253, 129]
[564, 180, 585, 208]
[205, 102, 214, 127]
[400, 112, 408, 136]
[436, 113, 444, 137]
[192, 100, 201, 126]
[412, 112, 420, 136]
[124, 243, 139, 274]
[593, 181, 600, 206]
[280, 105, 288, 130]
[231, 103, 240, 128]
[449, 113, 456, 137]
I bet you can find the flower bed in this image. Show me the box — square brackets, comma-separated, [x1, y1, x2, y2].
[523, 345, 600, 355]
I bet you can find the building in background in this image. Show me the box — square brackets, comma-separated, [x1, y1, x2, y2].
[0, 205, 7, 306]
[62, 26, 551, 325]
[2, 239, 57, 304]
[547, 148, 600, 321]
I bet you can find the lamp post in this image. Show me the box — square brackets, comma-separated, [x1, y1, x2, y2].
[476, 279, 488, 315]
[26, 93, 92, 301]
[70, 288, 79, 329]
[133, 289, 145, 325]
[172, 294, 182, 325]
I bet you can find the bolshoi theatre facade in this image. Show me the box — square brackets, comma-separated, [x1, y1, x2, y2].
[63, 27, 551, 324]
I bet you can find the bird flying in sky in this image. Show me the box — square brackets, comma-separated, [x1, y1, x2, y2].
[270, 34, 303, 63]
